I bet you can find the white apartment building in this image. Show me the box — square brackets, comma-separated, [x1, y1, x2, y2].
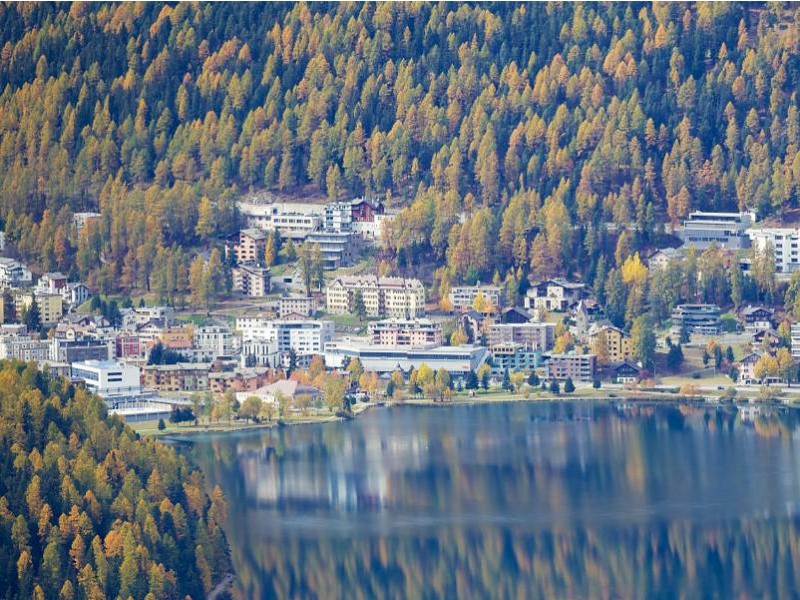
[680, 211, 756, 249]
[324, 201, 353, 233]
[749, 227, 800, 273]
[0, 257, 32, 287]
[193, 325, 234, 359]
[368, 318, 443, 346]
[238, 201, 324, 240]
[449, 285, 504, 312]
[234, 317, 334, 356]
[326, 276, 426, 318]
[241, 337, 279, 368]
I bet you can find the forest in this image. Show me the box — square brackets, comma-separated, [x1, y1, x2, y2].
[0, 3, 799, 316]
[0, 361, 230, 599]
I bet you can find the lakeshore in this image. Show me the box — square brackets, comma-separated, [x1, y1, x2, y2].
[136, 386, 797, 438]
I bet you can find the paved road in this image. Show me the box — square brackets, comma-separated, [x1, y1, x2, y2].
[207, 573, 235, 600]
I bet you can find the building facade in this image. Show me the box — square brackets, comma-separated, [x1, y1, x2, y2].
[238, 201, 324, 240]
[680, 211, 755, 249]
[486, 322, 555, 351]
[235, 317, 334, 356]
[233, 264, 271, 297]
[368, 318, 443, 346]
[324, 342, 488, 375]
[748, 227, 800, 273]
[448, 285, 504, 313]
[544, 353, 596, 382]
[326, 276, 426, 318]
[588, 324, 633, 364]
[524, 279, 585, 312]
[278, 295, 314, 318]
[235, 228, 268, 264]
[670, 304, 721, 336]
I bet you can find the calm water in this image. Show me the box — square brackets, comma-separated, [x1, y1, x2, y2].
[175, 402, 800, 598]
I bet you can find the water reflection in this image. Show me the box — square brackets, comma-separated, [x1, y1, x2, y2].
[179, 402, 800, 598]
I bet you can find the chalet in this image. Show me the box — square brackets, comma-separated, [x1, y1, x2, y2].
[608, 361, 641, 384]
[350, 198, 384, 222]
[739, 306, 775, 333]
[460, 310, 486, 343]
[752, 328, 780, 348]
[524, 279, 585, 312]
[737, 351, 763, 385]
[647, 248, 682, 271]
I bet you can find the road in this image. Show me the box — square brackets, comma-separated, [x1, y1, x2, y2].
[207, 573, 235, 600]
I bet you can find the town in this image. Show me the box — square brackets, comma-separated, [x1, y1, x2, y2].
[0, 198, 798, 431]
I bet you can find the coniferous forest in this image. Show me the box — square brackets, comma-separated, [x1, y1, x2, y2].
[0, 362, 230, 599]
[0, 3, 799, 318]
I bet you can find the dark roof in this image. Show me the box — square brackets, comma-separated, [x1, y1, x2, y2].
[740, 305, 774, 316]
[501, 307, 532, 323]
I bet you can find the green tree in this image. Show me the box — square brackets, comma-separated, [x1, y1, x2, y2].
[353, 290, 367, 323]
[631, 315, 657, 371]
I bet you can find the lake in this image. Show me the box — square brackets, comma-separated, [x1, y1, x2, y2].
[174, 402, 800, 598]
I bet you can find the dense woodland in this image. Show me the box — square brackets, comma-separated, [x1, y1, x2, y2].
[0, 3, 799, 319]
[0, 361, 230, 599]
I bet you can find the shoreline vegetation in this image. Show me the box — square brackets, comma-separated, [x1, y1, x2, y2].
[138, 388, 789, 439]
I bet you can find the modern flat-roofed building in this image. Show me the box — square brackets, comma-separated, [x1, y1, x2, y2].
[748, 227, 800, 273]
[238, 201, 324, 240]
[680, 211, 755, 249]
[489, 343, 541, 375]
[670, 304, 721, 336]
[326, 275, 425, 318]
[304, 230, 360, 269]
[449, 285, 504, 313]
[193, 325, 233, 360]
[324, 201, 353, 233]
[486, 322, 554, 351]
[368, 318, 443, 346]
[544, 353, 596, 382]
[72, 360, 142, 398]
[50, 338, 112, 363]
[324, 342, 488, 375]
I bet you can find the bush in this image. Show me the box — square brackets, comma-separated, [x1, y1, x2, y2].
[563, 377, 575, 393]
[592, 379, 601, 389]
[157, 418, 166, 430]
[549, 380, 560, 394]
